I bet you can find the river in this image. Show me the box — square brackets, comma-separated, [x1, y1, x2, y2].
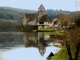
[0, 32, 60, 60]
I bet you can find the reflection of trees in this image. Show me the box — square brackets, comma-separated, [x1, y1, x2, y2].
[0, 33, 23, 49]
[22, 32, 38, 47]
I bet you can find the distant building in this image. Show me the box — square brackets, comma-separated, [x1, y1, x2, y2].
[52, 18, 62, 29]
[22, 13, 37, 26]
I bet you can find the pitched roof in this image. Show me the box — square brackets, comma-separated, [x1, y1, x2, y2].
[25, 13, 37, 19]
[25, 13, 38, 21]
[29, 14, 38, 21]
[38, 4, 45, 10]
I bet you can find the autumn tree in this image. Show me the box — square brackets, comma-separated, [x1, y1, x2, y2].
[58, 13, 72, 28]
[72, 13, 80, 28]
[64, 28, 80, 60]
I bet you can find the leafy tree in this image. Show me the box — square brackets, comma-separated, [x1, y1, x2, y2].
[7, 14, 14, 19]
[58, 13, 72, 28]
[39, 14, 50, 22]
[73, 14, 80, 27]
[59, 28, 80, 60]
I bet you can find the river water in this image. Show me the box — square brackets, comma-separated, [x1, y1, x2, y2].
[0, 32, 60, 60]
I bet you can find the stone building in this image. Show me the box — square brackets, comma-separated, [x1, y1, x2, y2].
[22, 4, 53, 29]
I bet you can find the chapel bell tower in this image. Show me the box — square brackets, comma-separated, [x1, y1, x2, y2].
[38, 4, 46, 20]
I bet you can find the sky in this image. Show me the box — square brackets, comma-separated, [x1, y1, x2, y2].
[0, 0, 78, 11]
[2, 47, 60, 60]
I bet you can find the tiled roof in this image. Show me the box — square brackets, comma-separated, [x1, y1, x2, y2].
[25, 13, 38, 21]
[29, 14, 38, 21]
[25, 13, 37, 19]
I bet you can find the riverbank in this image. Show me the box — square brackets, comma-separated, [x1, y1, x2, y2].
[50, 46, 69, 60]
[50, 45, 80, 60]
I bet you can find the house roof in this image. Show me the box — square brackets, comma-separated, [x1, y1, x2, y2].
[39, 14, 51, 22]
[25, 13, 37, 19]
[25, 13, 38, 21]
[52, 18, 58, 22]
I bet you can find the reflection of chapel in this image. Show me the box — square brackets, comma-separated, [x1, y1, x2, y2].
[22, 32, 46, 56]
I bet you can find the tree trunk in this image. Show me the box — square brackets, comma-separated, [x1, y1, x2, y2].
[74, 43, 80, 60]
[66, 44, 72, 60]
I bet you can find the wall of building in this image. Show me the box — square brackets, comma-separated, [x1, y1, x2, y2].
[22, 15, 29, 26]
[28, 19, 37, 25]
[48, 22, 54, 28]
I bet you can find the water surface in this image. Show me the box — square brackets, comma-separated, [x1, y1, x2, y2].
[0, 32, 60, 60]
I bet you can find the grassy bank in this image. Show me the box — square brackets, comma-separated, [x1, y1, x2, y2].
[50, 46, 69, 60]
[50, 44, 80, 60]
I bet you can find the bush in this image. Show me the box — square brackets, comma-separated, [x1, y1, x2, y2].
[23, 25, 38, 32]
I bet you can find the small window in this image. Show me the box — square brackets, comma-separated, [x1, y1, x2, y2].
[39, 22, 44, 24]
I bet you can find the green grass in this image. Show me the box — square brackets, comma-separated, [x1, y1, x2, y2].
[50, 44, 80, 60]
[40, 32, 53, 34]
[50, 46, 69, 60]
[38, 28, 55, 32]
[50, 30, 66, 36]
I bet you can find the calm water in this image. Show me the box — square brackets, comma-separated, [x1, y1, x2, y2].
[0, 32, 60, 60]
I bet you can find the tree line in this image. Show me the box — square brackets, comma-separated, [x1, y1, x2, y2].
[57, 12, 80, 60]
[0, 20, 22, 31]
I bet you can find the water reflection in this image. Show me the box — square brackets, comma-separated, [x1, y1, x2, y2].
[22, 32, 60, 56]
[0, 32, 23, 50]
[0, 32, 60, 60]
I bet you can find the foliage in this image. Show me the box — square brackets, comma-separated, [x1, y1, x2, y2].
[23, 25, 38, 32]
[51, 28, 80, 60]
[68, 24, 77, 30]
[73, 14, 80, 27]
[50, 46, 69, 60]
[65, 28, 80, 60]
[0, 20, 22, 31]
[52, 30, 66, 36]
[58, 13, 72, 26]
[66, 28, 80, 45]
[46, 9, 72, 19]
[39, 14, 51, 22]
[0, 7, 36, 20]
[0, 7, 73, 20]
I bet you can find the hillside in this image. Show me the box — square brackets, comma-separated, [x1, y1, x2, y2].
[0, 7, 73, 20]
[0, 7, 37, 20]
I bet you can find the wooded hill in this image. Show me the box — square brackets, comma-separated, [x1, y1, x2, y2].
[0, 7, 73, 20]
[0, 7, 36, 20]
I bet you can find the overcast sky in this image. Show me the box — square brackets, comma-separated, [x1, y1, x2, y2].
[0, 0, 77, 11]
